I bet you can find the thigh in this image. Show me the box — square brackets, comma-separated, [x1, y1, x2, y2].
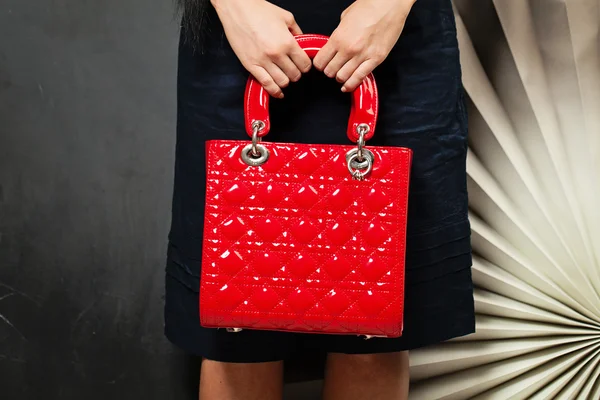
[200, 359, 284, 400]
[323, 352, 410, 400]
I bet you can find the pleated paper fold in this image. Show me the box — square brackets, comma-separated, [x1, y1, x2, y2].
[409, 1, 600, 398]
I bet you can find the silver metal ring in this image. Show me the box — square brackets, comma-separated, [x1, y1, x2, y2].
[357, 132, 365, 161]
[250, 120, 266, 157]
[355, 124, 369, 161]
[347, 151, 373, 180]
[252, 120, 266, 133]
[346, 148, 373, 169]
[356, 123, 370, 136]
[242, 143, 269, 166]
[251, 130, 260, 156]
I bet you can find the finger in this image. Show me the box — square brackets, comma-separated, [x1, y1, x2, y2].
[341, 60, 377, 92]
[313, 41, 337, 71]
[264, 62, 291, 90]
[323, 51, 351, 79]
[288, 44, 312, 74]
[284, 13, 303, 36]
[250, 66, 284, 99]
[274, 55, 303, 82]
[335, 56, 361, 84]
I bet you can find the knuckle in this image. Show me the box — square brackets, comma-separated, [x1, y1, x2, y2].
[336, 72, 349, 83]
[283, 42, 298, 55]
[372, 50, 387, 63]
[356, 68, 368, 78]
[283, 12, 295, 25]
[264, 48, 278, 59]
[258, 75, 274, 87]
[346, 77, 358, 87]
[264, 45, 285, 59]
[329, 34, 342, 47]
[300, 62, 311, 73]
[346, 43, 363, 56]
[354, 71, 367, 82]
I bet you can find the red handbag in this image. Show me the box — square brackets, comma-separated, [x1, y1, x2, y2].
[200, 34, 412, 338]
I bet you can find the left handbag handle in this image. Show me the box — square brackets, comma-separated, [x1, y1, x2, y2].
[244, 34, 378, 143]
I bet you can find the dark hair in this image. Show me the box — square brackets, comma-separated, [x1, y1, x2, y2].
[177, 0, 211, 49]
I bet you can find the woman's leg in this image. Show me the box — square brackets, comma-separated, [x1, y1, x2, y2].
[199, 359, 284, 400]
[322, 351, 410, 400]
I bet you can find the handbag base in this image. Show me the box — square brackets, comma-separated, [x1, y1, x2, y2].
[222, 327, 393, 340]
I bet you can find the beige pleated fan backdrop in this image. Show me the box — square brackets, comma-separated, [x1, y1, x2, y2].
[408, 0, 600, 399]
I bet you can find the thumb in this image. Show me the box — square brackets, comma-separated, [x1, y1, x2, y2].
[286, 17, 303, 36]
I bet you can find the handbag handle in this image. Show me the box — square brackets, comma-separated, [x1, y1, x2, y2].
[244, 34, 378, 143]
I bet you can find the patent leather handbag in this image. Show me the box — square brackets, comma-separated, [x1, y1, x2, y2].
[200, 34, 413, 338]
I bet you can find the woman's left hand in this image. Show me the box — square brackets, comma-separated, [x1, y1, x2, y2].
[313, 0, 415, 92]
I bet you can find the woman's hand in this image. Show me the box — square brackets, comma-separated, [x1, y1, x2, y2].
[211, 0, 312, 98]
[313, 0, 415, 92]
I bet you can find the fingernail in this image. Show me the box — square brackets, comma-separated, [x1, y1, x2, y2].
[341, 86, 347, 92]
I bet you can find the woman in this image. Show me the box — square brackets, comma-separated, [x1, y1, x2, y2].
[165, 0, 475, 398]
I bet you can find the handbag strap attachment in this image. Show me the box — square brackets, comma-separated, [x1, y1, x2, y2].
[244, 34, 379, 143]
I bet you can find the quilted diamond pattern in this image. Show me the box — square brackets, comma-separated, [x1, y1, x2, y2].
[200, 141, 412, 337]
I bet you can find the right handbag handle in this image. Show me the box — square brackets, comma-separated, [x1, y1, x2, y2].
[244, 34, 379, 143]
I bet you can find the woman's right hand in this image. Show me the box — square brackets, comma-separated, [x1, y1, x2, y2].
[211, 0, 312, 98]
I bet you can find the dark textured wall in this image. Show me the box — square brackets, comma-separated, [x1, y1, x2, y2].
[0, 0, 195, 398]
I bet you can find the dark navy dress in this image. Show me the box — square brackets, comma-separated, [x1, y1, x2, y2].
[165, 0, 475, 362]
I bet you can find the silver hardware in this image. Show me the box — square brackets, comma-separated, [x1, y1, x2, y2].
[241, 120, 269, 166]
[356, 124, 369, 161]
[346, 148, 373, 180]
[226, 328, 243, 333]
[356, 123, 370, 136]
[252, 120, 266, 133]
[242, 143, 269, 166]
[361, 334, 387, 340]
[251, 120, 265, 156]
[345, 123, 373, 180]
[346, 148, 374, 170]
